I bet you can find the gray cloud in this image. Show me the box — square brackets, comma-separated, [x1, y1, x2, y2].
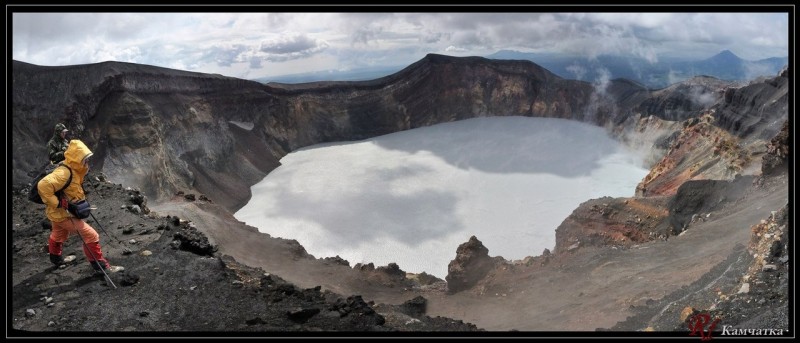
[10, 11, 789, 80]
[249, 56, 263, 69]
[209, 44, 248, 67]
[566, 63, 587, 80]
[352, 25, 384, 46]
[445, 46, 467, 53]
[260, 34, 320, 54]
[420, 30, 447, 44]
[688, 86, 716, 108]
[257, 34, 329, 62]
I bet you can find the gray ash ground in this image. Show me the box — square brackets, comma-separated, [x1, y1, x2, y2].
[609, 177, 790, 336]
[10, 170, 480, 335]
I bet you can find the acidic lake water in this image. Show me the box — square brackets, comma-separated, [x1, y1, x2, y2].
[234, 117, 649, 278]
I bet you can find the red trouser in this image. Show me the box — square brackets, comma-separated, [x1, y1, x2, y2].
[48, 217, 108, 268]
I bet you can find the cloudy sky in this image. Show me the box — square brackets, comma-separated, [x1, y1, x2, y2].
[11, 10, 789, 81]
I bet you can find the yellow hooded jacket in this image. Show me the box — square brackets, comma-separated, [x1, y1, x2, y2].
[37, 139, 93, 223]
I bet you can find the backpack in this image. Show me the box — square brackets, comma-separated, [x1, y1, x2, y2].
[28, 163, 73, 204]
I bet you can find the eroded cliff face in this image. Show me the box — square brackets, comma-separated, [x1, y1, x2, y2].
[554, 196, 671, 254]
[85, 89, 283, 211]
[714, 68, 788, 141]
[635, 113, 756, 197]
[12, 60, 275, 210]
[761, 120, 789, 177]
[632, 66, 787, 197]
[13, 54, 757, 213]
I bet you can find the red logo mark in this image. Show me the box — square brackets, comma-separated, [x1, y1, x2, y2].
[688, 313, 721, 341]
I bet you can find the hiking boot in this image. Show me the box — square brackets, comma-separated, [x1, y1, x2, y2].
[91, 260, 124, 274]
[106, 266, 125, 273]
[50, 254, 76, 266]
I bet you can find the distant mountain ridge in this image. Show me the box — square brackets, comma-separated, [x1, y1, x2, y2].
[250, 50, 785, 89]
[255, 65, 405, 84]
[486, 49, 788, 89]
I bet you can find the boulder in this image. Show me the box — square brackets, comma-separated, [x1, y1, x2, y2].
[445, 236, 499, 293]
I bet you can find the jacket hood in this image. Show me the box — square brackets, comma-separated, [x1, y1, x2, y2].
[63, 139, 93, 170]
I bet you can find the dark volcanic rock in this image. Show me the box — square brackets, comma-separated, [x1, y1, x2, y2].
[376, 262, 405, 277]
[119, 271, 140, 287]
[761, 120, 789, 176]
[354, 262, 416, 290]
[10, 180, 480, 332]
[127, 188, 150, 214]
[555, 196, 671, 253]
[667, 176, 754, 234]
[713, 71, 788, 140]
[328, 295, 386, 328]
[287, 308, 321, 323]
[446, 236, 500, 293]
[399, 296, 427, 317]
[322, 255, 351, 266]
[172, 225, 218, 256]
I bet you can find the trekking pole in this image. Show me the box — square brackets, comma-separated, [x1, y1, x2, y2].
[89, 207, 127, 249]
[88, 212, 118, 245]
[67, 218, 117, 289]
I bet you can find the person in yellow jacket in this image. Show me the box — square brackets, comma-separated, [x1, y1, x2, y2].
[37, 139, 123, 273]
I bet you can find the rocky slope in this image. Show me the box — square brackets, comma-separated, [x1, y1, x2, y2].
[424, 164, 788, 332]
[10, 172, 479, 333]
[10, 54, 790, 334]
[635, 112, 755, 197]
[714, 67, 789, 141]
